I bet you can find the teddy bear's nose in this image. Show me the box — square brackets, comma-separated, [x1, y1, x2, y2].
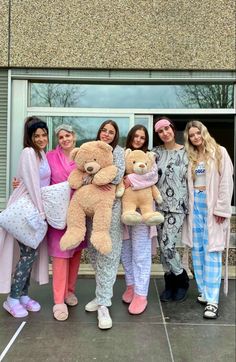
[139, 164, 145, 168]
[87, 166, 93, 172]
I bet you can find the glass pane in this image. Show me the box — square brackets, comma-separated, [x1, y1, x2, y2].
[134, 116, 149, 129]
[29, 83, 234, 109]
[46, 116, 130, 150]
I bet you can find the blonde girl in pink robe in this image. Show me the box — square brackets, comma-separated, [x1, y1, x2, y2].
[183, 120, 233, 319]
[46, 124, 86, 321]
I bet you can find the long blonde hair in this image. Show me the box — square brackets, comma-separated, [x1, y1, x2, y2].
[184, 120, 222, 179]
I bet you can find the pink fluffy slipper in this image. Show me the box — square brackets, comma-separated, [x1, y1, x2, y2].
[128, 294, 147, 315]
[122, 285, 134, 304]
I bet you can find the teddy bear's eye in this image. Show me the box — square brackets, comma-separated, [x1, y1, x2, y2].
[133, 161, 136, 164]
[94, 158, 96, 161]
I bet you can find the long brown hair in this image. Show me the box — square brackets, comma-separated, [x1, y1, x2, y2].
[125, 124, 149, 152]
[96, 120, 119, 150]
[23, 116, 48, 159]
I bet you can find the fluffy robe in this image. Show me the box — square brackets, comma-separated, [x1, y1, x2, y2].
[60, 141, 117, 255]
[116, 149, 164, 226]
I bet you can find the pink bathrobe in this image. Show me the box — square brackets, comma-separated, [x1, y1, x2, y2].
[182, 146, 234, 293]
[46, 145, 86, 258]
[0, 148, 50, 294]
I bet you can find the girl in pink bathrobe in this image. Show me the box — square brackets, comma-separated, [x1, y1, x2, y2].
[183, 120, 233, 319]
[46, 124, 86, 321]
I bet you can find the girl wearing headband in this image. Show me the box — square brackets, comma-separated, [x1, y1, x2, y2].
[0, 116, 51, 318]
[152, 116, 189, 302]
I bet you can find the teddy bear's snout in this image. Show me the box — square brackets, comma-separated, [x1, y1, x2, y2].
[85, 161, 101, 175]
[133, 162, 148, 175]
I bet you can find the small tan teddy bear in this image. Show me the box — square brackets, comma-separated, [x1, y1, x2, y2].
[60, 141, 117, 255]
[116, 149, 164, 226]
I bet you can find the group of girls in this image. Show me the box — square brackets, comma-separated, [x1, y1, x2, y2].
[0, 115, 233, 328]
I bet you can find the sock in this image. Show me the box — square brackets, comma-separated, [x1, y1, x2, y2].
[7, 296, 20, 306]
[20, 295, 30, 304]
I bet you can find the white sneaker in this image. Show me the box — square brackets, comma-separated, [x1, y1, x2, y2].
[97, 306, 112, 330]
[85, 298, 99, 312]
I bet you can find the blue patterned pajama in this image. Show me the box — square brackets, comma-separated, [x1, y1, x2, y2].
[192, 190, 222, 303]
[121, 223, 152, 296]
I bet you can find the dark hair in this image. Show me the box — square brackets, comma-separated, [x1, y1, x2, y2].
[96, 120, 119, 149]
[154, 116, 176, 145]
[23, 116, 48, 158]
[125, 124, 149, 152]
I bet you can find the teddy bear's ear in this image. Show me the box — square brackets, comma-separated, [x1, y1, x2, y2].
[125, 148, 132, 157]
[147, 151, 157, 162]
[70, 148, 80, 160]
[96, 141, 112, 152]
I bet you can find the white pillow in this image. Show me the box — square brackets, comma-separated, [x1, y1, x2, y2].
[0, 194, 47, 249]
[41, 181, 71, 230]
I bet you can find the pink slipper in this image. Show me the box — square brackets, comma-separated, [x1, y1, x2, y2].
[128, 294, 147, 315]
[122, 285, 134, 304]
[20, 297, 41, 312]
[3, 300, 28, 318]
[65, 293, 78, 306]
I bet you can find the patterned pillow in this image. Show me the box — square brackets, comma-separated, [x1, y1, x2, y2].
[41, 181, 71, 230]
[0, 194, 47, 249]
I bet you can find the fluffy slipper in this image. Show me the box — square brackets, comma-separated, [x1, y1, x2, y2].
[20, 297, 41, 312]
[53, 303, 68, 321]
[3, 300, 28, 318]
[122, 285, 134, 304]
[65, 293, 78, 306]
[128, 294, 147, 315]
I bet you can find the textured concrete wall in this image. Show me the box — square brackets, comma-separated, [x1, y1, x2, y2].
[2, 0, 236, 69]
[0, 1, 9, 67]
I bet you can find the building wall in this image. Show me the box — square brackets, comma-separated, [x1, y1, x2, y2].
[0, 0, 235, 69]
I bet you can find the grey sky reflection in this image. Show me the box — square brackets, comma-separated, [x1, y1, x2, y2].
[78, 85, 180, 108]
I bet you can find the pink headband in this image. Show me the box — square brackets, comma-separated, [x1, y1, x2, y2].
[154, 119, 171, 132]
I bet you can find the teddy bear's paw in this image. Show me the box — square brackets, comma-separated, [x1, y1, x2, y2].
[60, 228, 85, 251]
[143, 212, 165, 226]
[122, 211, 142, 225]
[155, 195, 163, 204]
[116, 187, 125, 198]
[91, 232, 112, 255]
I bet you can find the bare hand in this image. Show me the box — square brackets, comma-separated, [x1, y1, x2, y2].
[214, 215, 225, 224]
[123, 176, 131, 189]
[12, 177, 20, 189]
[97, 184, 112, 191]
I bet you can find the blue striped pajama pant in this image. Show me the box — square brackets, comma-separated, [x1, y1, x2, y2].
[192, 190, 222, 304]
[121, 224, 152, 296]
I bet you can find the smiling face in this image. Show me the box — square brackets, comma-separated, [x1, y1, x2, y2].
[188, 126, 203, 148]
[156, 125, 175, 144]
[57, 130, 75, 152]
[99, 123, 116, 145]
[131, 129, 146, 150]
[32, 128, 48, 151]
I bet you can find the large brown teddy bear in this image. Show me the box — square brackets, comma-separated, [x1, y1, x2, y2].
[60, 141, 117, 255]
[116, 149, 164, 226]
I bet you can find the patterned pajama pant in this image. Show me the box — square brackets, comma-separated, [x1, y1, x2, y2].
[88, 200, 123, 307]
[10, 241, 38, 299]
[121, 224, 151, 296]
[192, 190, 222, 304]
[157, 212, 185, 275]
